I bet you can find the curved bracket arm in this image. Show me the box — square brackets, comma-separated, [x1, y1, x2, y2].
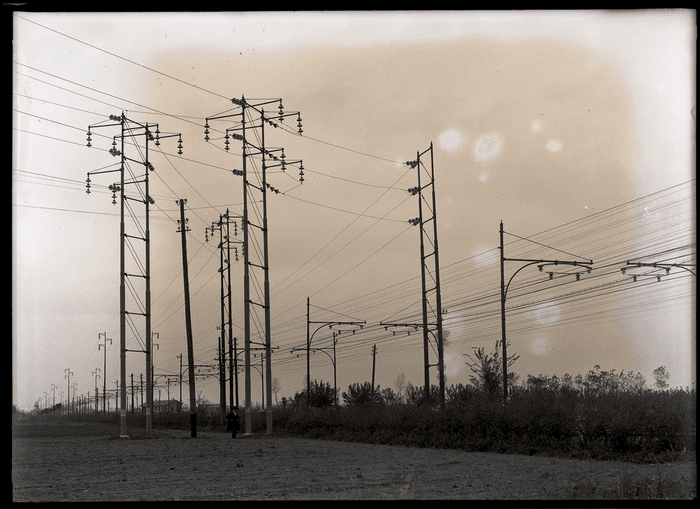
[504, 261, 542, 301]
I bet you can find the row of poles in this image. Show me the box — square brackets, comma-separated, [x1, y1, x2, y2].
[84, 97, 450, 437]
[84, 93, 634, 440]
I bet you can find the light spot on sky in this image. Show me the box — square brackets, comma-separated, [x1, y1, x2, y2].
[531, 336, 551, 355]
[473, 133, 502, 161]
[443, 352, 463, 378]
[478, 172, 489, 183]
[525, 299, 561, 327]
[438, 128, 463, 151]
[546, 139, 562, 152]
[531, 120, 542, 131]
[473, 245, 499, 268]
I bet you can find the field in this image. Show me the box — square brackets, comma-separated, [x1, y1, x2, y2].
[12, 420, 696, 501]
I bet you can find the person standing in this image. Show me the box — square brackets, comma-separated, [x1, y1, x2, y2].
[226, 406, 241, 439]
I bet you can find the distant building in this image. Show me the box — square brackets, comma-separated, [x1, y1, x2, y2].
[200, 403, 226, 416]
[141, 399, 182, 413]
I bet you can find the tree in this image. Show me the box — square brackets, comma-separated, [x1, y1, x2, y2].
[271, 377, 281, 404]
[404, 383, 440, 406]
[342, 382, 383, 406]
[380, 387, 402, 406]
[653, 365, 670, 390]
[463, 339, 520, 399]
[394, 372, 407, 401]
[292, 379, 336, 408]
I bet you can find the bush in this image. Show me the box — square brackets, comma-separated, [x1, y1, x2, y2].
[263, 381, 695, 464]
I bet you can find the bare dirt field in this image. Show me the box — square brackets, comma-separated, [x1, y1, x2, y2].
[12, 420, 696, 501]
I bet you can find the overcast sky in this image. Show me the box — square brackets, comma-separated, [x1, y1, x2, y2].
[13, 10, 696, 412]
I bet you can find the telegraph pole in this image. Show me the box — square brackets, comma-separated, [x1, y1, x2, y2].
[87, 113, 182, 436]
[406, 142, 445, 409]
[64, 368, 72, 416]
[177, 198, 197, 437]
[50, 384, 57, 415]
[92, 369, 100, 414]
[206, 209, 241, 420]
[98, 332, 111, 415]
[371, 345, 377, 398]
[205, 95, 304, 435]
[151, 334, 159, 417]
[229, 335, 237, 409]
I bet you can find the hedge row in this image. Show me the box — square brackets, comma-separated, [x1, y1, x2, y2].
[269, 387, 696, 463]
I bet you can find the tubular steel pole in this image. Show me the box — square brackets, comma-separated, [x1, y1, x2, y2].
[178, 198, 197, 437]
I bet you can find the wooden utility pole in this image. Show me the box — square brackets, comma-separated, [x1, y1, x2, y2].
[177, 198, 197, 437]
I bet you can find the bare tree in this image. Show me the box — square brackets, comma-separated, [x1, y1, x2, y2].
[394, 372, 407, 401]
[463, 339, 520, 399]
[271, 377, 281, 404]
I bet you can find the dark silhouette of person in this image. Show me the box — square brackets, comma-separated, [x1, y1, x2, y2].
[226, 406, 241, 439]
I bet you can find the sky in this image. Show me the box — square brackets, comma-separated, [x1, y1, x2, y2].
[12, 10, 696, 413]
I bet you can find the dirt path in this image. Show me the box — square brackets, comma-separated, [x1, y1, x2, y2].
[11, 422, 696, 500]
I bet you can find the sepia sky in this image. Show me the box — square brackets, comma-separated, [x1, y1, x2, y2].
[13, 10, 696, 412]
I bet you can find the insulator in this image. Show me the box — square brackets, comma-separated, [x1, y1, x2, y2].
[299, 175, 304, 184]
[575, 273, 581, 281]
[87, 141, 92, 148]
[147, 162, 155, 172]
[298, 127, 303, 135]
[155, 139, 160, 146]
[205, 133, 210, 142]
[178, 148, 183, 156]
[656, 275, 661, 282]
